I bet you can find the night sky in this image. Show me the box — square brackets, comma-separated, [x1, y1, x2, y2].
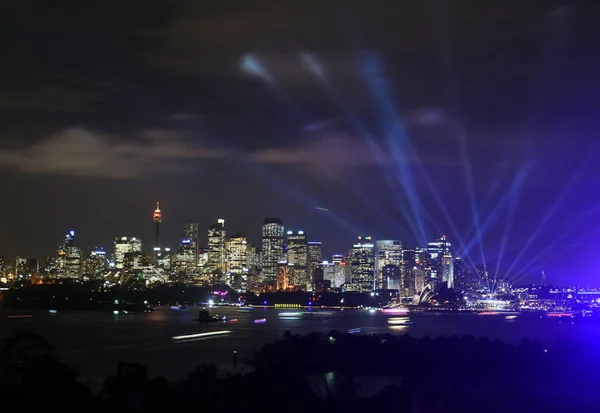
[2, 0, 600, 285]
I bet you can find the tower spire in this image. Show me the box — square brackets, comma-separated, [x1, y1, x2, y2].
[153, 202, 162, 250]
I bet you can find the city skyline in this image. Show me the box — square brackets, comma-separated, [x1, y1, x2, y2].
[2, 202, 545, 288]
[2, 2, 599, 285]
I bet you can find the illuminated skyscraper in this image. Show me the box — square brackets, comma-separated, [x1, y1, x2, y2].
[226, 233, 248, 290]
[398, 247, 429, 296]
[84, 248, 107, 279]
[207, 219, 226, 275]
[157, 247, 172, 271]
[113, 236, 142, 269]
[349, 236, 375, 292]
[426, 235, 452, 289]
[173, 238, 196, 275]
[313, 266, 325, 292]
[375, 240, 403, 290]
[441, 252, 454, 288]
[476, 264, 489, 292]
[322, 261, 335, 287]
[15, 257, 38, 278]
[184, 222, 199, 268]
[308, 241, 322, 287]
[246, 244, 260, 271]
[174, 222, 199, 275]
[261, 218, 284, 286]
[287, 230, 308, 290]
[331, 254, 346, 288]
[56, 230, 82, 279]
[276, 261, 290, 291]
[383, 264, 401, 290]
[453, 257, 464, 289]
[152, 202, 162, 249]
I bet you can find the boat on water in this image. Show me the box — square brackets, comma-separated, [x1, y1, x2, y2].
[197, 309, 225, 323]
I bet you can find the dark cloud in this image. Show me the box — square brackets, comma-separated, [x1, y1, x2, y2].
[0, 128, 226, 179]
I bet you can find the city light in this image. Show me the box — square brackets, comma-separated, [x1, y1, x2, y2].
[387, 317, 411, 325]
[172, 331, 232, 340]
[0, 205, 594, 315]
[381, 308, 409, 315]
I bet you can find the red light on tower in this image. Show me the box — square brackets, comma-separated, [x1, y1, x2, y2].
[153, 202, 162, 223]
[153, 202, 162, 251]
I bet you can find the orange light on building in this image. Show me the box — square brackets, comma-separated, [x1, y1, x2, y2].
[153, 202, 162, 223]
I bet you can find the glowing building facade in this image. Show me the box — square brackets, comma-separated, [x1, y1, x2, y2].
[286, 230, 308, 290]
[476, 264, 490, 292]
[276, 261, 290, 291]
[246, 244, 260, 271]
[226, 234, 248, 290]
[331, 254, 347, 288]
[441, 253, 454, 288]
[173, 239, 197, 275]
[113, 236, 142, 269]
[56, 230, 82, 278]
[426, 235, 452, 289]
[400, 247, 428, 296]
[322, 261, 335, 288]
[349, 236, 375, 292]
[375, 240, 403, 290]
[261, 218, 285, 286]
[308, 241, 322, 286]
[184, 221, 199, 267]
[84, 248, 107, 279]
[207, 219, 226, 275]
[383, 264, 401, 290]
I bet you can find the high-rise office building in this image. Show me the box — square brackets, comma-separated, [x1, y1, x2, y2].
[349, 236, 375, 292]
[476, 264, 489, 292]
[173, 238, 197, 275]
[287, 230, 308, 290]
[375, 240, 403, 290]
[184, 221, 199, 268]
[441, 252, 454, 288]
[261, 218, 284, 286]
[426, 235, 452, 289]
[276, 261, 290, 291]
[113, 236, 142, 269]
[453, 257, 464, 289]
[207, 219, 226, 274]
[322, 261, 335, 288]
[84, 248, 107, 279]
[56, 230, 82, 278]
[383, 264, 401, 290]
[15, 257, 38, 278]
[157, 247, 172, 270]
[313, 266, 325, 292]
[226, 234, 248, 290]
[399, 247, 428, 296]
[123, 250, 145, 275]
[174, 222, 199, 275]
[197, 247, 208, 269]
[331, 254, 347, 288]
[245, 244, 260, 292]
[308, 241, 322, 286]
[246, 244, 260, 271]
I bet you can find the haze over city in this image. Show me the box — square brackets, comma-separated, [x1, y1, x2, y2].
[2, 1, 600, 285]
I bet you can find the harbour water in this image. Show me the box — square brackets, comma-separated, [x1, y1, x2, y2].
[1, 306, 599, 389]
